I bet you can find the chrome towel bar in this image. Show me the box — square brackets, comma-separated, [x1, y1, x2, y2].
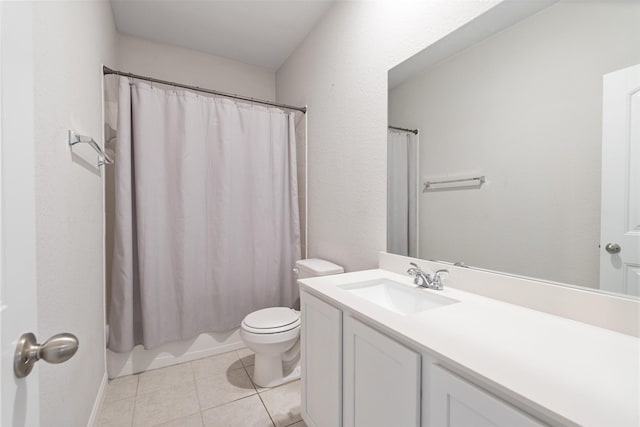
[68, 130, 113, 166]
[424, 175, 485, 190]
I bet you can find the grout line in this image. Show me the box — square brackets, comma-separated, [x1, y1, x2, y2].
[129, 352, 257, 425]
[129, 373, 141, 427]
[147, 410, 201, 427]
[236, 349, 256, 369]
[190, 359, 202, 411]
[199, 390, 261, 413]
[133, 374, 139, 396]
[243, 364, 276, 426]
[130, 396, 137, 427]
[128, 373, 139, 427]
[132, 362, 201, 426]
[196, 357, 259, 412]
[200, 393, 272, 424]
[254, 385, 277, 427]
[243, 365, 259, 394]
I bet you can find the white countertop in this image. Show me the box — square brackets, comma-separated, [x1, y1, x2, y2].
[299, 269, 640, 427]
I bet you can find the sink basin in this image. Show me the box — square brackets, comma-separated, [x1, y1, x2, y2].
[339, 279, 457, 315]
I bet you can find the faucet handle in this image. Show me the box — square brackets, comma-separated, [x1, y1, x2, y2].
[432, 269, 449, 290]
[407, 262, 419, 274]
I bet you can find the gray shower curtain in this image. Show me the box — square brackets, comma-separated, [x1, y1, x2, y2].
[387, 129, 418, 257]
[108, 78, 301, 353]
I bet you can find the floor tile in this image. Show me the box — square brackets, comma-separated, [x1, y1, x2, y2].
[133, 382, 200, 426]
[137, 362, 195, 396]
[285, 421, 307, 427]
[192, 351, 244, 379]
[104, 375, 138, 403]
[260, 381, 302, 427]
[202, 395, 274, 427]
[236, 348, 255, 367]
[196, 366, 257, 410]
[155, 412, 203, 427]
[97, 397, 135, 426]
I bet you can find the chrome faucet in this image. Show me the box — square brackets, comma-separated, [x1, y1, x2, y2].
[407, 262, 449, 290]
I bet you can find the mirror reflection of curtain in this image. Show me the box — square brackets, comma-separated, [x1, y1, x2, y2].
[387, 129, 418, 257]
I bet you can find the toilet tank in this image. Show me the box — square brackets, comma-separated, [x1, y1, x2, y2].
[295, 259, 344, 279]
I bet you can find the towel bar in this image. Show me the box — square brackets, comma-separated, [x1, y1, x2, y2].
[68, 130, 113, 166]
[424, 175, 485, 190]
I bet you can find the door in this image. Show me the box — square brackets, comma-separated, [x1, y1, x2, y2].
[429, 365, 544, 427]
[600, 64, 640, 296]
[343, 315, 420, 427]
[300, 291, 342, 427]
[1, 2, 40, 425]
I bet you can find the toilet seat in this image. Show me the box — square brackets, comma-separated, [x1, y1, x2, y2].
[241, 307, 300, 334]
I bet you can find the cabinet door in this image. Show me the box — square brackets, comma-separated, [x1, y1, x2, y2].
[343, 315, 421, 427]
[429, 365, 545, 427]
[300, 291, 342, 427]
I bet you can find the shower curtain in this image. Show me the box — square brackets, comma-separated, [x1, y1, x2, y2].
[387, 129, 418, 257]
[108, 78, 301, 353]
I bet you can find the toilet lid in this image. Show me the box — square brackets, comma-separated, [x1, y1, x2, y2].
[243, 307, 299, 329]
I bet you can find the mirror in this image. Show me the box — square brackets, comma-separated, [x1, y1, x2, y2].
[387, 0, 640, 298]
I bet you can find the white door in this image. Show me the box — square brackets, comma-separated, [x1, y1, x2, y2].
[1, 2, 41, 425]
[343, 315, 420, 427]
[429, 365, 544, 427]
[300, 291, 342, 427]
[600, 64, 640, 296]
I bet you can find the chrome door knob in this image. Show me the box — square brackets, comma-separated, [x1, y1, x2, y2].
[14, 332, 79, 378]
[605, 243, 622, 254]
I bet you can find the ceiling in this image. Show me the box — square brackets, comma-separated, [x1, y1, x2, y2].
[110, 0, 335, 71]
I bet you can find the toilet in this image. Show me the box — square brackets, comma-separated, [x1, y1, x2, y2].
[240, 258, 343, 388]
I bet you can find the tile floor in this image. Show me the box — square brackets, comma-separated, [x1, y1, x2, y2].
[96, 348, 307, 427]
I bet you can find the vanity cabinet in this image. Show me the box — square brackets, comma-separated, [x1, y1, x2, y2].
[300, 291, 342, 427]
[343, 315, 421, 427]
[429, 365, 545, 427]
[300, 290, 547, 427]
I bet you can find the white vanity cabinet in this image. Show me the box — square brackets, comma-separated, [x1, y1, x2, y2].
[343, 315, 421, 427]
[300, 291, 342, 427]
[429, 365, 545, 427]
[300, 290, 547, 427]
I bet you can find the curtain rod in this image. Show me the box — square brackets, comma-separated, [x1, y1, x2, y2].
[102, 66, 307, 114]
[388, 125, 418, 135]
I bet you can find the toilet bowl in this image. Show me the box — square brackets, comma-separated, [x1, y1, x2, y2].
[240, 307, 301, 388]
[239, 259, 344, 388]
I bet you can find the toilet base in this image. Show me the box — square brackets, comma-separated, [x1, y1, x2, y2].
[252, 353, 301, 388]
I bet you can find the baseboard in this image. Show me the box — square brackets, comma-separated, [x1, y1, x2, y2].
[86, 372, 108, 427]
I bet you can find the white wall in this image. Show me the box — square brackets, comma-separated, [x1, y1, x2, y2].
[276, 1, 501, 272]
[389, 2, 640, 288]
[117, 33, 276, 101]
[32, 1, 116, 425]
